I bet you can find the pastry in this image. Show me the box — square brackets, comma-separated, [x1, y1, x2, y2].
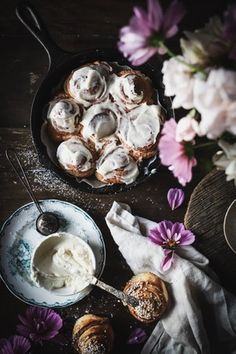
[110, 69, 154, 110]
[118, 103, 163, 160]
[95, 141, 139, 184]
[72, 314, 114, 354]
[47, 98, 83, 142]
[57, 137, 96, 177]
[80, 101, 121, 150]
[123, 272, 168, 323]
[65, 61, 112, 107]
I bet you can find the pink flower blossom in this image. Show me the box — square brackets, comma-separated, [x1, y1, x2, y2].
[118, 0, 186, 65]
[158, 118, 197, 186]
[176, 115, 199, 142]
[148, 220, 195, 271]
[167, 188, 185, 210]
[0, 336, 31, 354]
[17, 306, 63, 344]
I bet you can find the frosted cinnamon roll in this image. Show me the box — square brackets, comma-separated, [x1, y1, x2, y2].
[57, 137, 96, 177]
[47, 98, 83, 142]
[80, 101, 121, 150]
[95, 141, 139, 184]
[124, 272, 169, 323]
[118, 104, 162, 160]
[72, 314, 114, 354]
[110, 69, 154, 110]
[65, 61, 112, 107]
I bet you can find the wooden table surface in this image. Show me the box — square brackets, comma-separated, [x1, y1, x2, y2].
[0, 0, 234, 353]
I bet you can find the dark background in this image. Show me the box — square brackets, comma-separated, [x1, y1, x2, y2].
[0, 1, 234, 353]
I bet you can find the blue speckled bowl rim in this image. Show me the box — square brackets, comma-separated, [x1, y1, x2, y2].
[0, 199, 106, 308]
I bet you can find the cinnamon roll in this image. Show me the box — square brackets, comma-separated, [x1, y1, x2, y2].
[110, 69, 154, 110]
[72, 314, 114, 354]
[65, 61, 112, 108]
[57, 137, 96, 177]
[118, 104, 163, 160]
[124, 272, 169, 323]
[47, 98, 83, 142]
[80, 101, 121, 150]
[95, 141, 139, 184]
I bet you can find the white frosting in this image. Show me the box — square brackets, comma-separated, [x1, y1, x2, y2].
[110, 73, 147, 109]
[119, 104, 161, 149]
[96, 141, 139, 184]
[47, 98, 82, 133]
[67, 63, 110, 107]
[57, 137, 93, 172]
[32, 233, 95, 293]
[81, 101, 121, 145]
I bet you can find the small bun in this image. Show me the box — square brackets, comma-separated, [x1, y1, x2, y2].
[123, 272, 168, 323]
[72, 314, 114, 354]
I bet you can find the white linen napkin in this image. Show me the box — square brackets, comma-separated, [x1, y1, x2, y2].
[105, 201, 236, 354]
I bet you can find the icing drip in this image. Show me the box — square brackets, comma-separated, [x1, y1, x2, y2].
[96, 141, 139, 184]
[67, 63, 111, 107]
[57, 137, 93, 172]
[47, 98, 82, 133]
[119, 104, 161, 149]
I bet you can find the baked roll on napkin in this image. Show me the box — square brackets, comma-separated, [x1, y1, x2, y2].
[105, 201, 236, 354]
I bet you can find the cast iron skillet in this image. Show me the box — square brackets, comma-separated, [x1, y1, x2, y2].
[16, 1, 172, 194]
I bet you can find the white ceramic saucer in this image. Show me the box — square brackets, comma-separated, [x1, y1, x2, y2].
[223, 199, 236, 254]
[0, 199, 106, 308]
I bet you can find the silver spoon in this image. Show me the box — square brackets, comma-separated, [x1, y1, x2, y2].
[34, 268, 139, 307]
[6, 148, 59, 236]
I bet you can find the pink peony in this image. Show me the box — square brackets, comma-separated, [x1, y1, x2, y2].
[158, 118, 197, 186]
[118, 0, 185, 65]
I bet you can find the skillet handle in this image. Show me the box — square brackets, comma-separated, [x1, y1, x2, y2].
[16, 1, 68, 70]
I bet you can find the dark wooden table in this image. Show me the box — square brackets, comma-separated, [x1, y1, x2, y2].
[0, 1, 233, 353]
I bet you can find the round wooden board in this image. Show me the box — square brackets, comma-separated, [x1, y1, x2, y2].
[184, 168, 236, 294]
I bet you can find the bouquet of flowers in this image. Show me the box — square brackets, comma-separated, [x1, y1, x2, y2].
[118, 0, 236, 186]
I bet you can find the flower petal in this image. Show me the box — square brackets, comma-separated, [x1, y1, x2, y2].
[167, 188, 185, 210]
[148, 0, 163, 31]
[128, 328, 148, 344]
[162, 249, 175, 271]
[162, 0, 186, 36]
[179, 230, 195, 245]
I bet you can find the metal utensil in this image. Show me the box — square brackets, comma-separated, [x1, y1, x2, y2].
[6, 148, 59, 236]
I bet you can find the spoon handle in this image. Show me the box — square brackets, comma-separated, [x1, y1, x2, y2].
[5, 148, 43, 214]
[92, 277, 139, 308]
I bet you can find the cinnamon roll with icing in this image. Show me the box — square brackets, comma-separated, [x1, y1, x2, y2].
[80, 101, 121, 150]
[118, 103, 162, 160]
[124, 272, 169, 323]
[65, 61, 112, 108]
[72, 314, 114, 354]
[57, 137, 96, 177]
[110, 69, 154, 110]
[47, 98, 83, 142]
[95, 141, 139, 184]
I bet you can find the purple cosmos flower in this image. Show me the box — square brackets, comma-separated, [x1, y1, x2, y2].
[118, 0, 186, 65]
[0, 335, 31, 354]
[17, 306, 63, 343]
[223, 4, 236, 59]
[128, 328, 148, 345]
[148, 220, 195, 271]
[167, 188, 185, 210]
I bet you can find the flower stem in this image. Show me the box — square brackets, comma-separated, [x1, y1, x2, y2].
[194, 141, 217, 150]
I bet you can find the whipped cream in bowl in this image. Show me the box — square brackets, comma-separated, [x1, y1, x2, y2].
[31, 232, 96, 296]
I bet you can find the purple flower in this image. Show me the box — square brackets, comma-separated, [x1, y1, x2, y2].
[17, 306, 63, 344]
[0, 335, 31, 354]
[167, 188, 185, 210]
[128, 328, 148, 344]
[148, 220, 195, 271]
[118, 0, 186, 65]
[223, 4, 236, 59]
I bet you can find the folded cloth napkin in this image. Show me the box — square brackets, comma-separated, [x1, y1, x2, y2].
[105, 201, 236, 354]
